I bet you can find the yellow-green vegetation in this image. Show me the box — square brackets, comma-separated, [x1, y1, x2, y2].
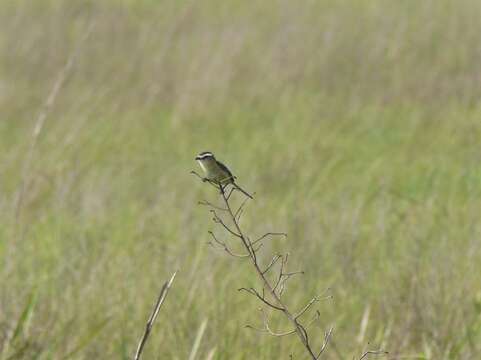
[1, 0, 481, 359]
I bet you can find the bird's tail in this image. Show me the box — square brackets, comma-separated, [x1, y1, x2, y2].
[233, 183, 254, 199]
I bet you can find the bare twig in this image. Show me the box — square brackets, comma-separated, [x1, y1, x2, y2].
[190, 170, 204, 181]
[358, 350, 389, 360]
[262, 254, 282, 274]
[208, 231, 249, 258]
[190, 171, 220, 191]
[198, 200, 227, 212]
[134, 272, 177, 360]
[273, 254, 290, 294]
[226, 187, 236, 200]
[238, 288, 285, 311]
[210, 210, 241, 238]
[261, 308, 297, 337]
[295, 290, 333, 320]
[194, 174, 332, 360]
[234, 196, 251, 220]
[252, 232, 287, 246]
[317, 327, 334, 358]
[295, 296, 323, 320]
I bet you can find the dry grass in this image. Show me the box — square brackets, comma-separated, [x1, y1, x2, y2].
[1, 0, 481, 359]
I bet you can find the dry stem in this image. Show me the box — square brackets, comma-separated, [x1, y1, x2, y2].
[133, 271, 177, 360]
[194, 175, 331, 359]
[13, 22, 94, 239]
[194, 172, 387, 359]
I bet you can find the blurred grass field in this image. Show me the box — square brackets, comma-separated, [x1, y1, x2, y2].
[1, 0, 481, 359]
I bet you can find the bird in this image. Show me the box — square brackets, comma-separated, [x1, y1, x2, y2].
[195, 151, 253, 199]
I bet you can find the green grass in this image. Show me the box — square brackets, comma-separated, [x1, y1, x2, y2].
[1, 0, 481, 359]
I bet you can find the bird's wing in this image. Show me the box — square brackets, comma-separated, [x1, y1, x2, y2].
[216, 160, 236, 181]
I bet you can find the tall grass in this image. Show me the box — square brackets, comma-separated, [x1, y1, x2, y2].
[1, 0, 481, 358]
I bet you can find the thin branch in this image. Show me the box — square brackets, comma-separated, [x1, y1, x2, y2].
[198, 200, 227, 212]
[245, 322, 296, 337]
[208, 241, 249, 258]
[262, 309, 297, 337]
[316, 327, 334, 359]
[244, 324, 269, 333]
[283, 270, 305, 279]
[358, 350, 389, 360]
[252, 232, 287, 246]
[250, 242, 264, 255]
[306, 310, 321, 328]
[262, 255, 282, 275]
[190, 170, 204, 181]
[238, 288, 285, 311]
[262, 311, 296, 337]
[273, 254, 289, 293]
[234, 196, 251, 220]
[210, 210, 241, 238]
[208, 231, 249, 258]
[295, 291, 333, 320]
[190, 171, 220, 191]
[134, 271, 177, 360]
[226, 186, 236, 200]
[244, 235, 257, 260]
[295, 296, 323, 320]
[278, 279, 287, 298]
[245, 309, 297, 337]
[235, 208, 245, 221]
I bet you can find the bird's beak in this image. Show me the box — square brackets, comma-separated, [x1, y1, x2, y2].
[195, 156, 200, 160]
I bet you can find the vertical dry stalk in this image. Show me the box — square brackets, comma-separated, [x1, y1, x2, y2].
[13, 22, 94, 238]
[134, 271, 177, 360]
[193, 173, 331, 359]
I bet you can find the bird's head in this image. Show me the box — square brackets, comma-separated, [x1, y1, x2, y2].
[195, 151, 217, 172]
[195, 151, 215, 162]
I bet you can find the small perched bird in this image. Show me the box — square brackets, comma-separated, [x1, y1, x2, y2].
[195, 151, 253, 199]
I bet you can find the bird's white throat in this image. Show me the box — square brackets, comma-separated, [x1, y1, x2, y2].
[197, 160, 208, 173]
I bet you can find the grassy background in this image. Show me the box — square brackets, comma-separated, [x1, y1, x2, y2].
[1, 0, 481, 359]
